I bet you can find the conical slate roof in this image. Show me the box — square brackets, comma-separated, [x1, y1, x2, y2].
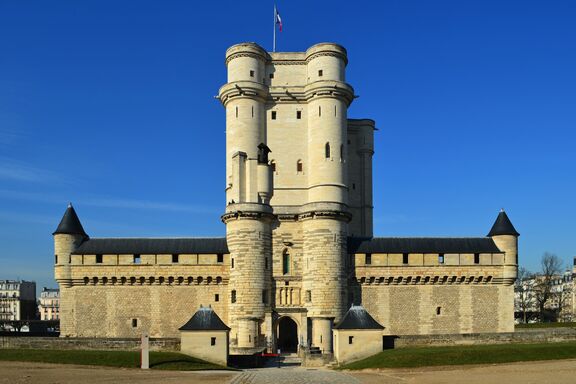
[334, 305, 384, 330]
[487, 209, 519, 237]
[179, 306, 230, 331]
[53, 203, 88, 237]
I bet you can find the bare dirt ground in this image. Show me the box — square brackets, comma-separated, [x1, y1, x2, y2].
[0, 359, 575, 384]
[348, 359, 576, 384]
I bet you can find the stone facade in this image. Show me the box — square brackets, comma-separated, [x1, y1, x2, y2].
[0, 280, 36, 322]
[53, 42, 518, 357]
[38, 288, 60, 321]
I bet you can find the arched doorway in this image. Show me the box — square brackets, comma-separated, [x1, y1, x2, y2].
[277, 317, 298, 353]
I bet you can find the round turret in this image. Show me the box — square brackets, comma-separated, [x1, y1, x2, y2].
[225, 42, 269, 83]
[488, 209, 519, 282]
[305, 43, 347, 83]
[53, 203, 88, 287]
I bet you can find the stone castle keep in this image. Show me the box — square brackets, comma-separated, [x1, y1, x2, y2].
[54, 42, 519, 356]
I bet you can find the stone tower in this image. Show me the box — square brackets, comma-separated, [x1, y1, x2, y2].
[219, 42, 365, 354]
[487, 209, 520, 284]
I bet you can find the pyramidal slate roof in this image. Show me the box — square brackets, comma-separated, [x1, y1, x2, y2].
[53, 204, 88, 238]
[487, 210, 520, 237]
[179, 306, 230, 331]
[334, 305, 384, 330]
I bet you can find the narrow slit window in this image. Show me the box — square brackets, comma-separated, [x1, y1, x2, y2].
[296, 160, 303, 173]
[132, 319, 138, 328]
[215, 294, 219, 302]
[251, 106, 254, 117]
[96, 254, 102, 264]
[235, 106, 238, 118]
[231, 290, 236, 303]
[436, 307, 442, 315]
[172, 254, 179, 263]
[318, 69, 323, 77]
[271, 111, 277, 120]
[474, 253, 480, 264]
[348, 336, 354, 344]
[211, 337, 216, 346]
[325, 142, 331, 158]
[319, 106, 322, 117]
[365, 253, 372, 265]
[231, 258, 234, 268]
[296, 110, 302, 119]
[403, 253, 409, 264]
[282, 251, 290, 275]
[250, 70, 254, 77]
[55, 255, 58, 264]
[305, 290, 312, 302]
[334, 105, 337, 116]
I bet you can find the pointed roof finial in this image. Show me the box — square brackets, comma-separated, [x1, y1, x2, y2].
[488, 209, 519, 237]
[53, 203, 88, 238]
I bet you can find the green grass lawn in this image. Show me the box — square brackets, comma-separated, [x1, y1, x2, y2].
[516, 322, 576, 329]
[0, 349, 231, 371]
[340, 342, 576, 370]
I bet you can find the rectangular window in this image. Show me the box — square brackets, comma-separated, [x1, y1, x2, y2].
[438, 254, 445, 264]
[96, 254, 103, 264]
[269, 73, 274, 79]
[215, 294, 219, 302]
[296, 110, 302, 119]
[474, 253, 480, 264]
[172, 254, 179, 263]
[403, 253, 409, 264]
[55, 255, 58, 264]
[318, 69, 323, 77]
[250, 70, 254, 77]
[134, 254, 141, 264]
[297, 161, 303, 173]
[271, 111, 277, 120]
[305, 290, 312, 303]
[211, 337, 216, 346]
[217, 254, 224, 263]
[348, 336, 354, 344]
[132, 319, 138, 328]
[365, 253, 372, 265]
[231, 290, 236, 303]
[436, 306, 442, 315]
[262, 289, 268, 304]
[231, 258, 234, 268]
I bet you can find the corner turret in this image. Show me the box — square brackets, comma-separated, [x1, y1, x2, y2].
[488, 209, 519, 282]
[54, 203, 88, 288]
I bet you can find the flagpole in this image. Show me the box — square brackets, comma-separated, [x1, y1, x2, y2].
[273, 5, 276, 52]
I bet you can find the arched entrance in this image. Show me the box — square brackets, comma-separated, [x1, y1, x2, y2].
[277, 316, 298, 353]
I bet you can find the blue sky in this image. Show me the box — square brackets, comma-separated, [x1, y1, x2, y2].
[1, 1, 575, 294]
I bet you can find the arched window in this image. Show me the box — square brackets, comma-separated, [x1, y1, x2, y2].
[325, 142, 330, 159]
[296, 160, 303, 173]
[282, 250, 290, 275]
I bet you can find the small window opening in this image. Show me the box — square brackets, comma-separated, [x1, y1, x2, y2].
[305, 290, 312, 302]
[320, 335, 323, 343]
[250, 70, 254, 77]
[296, 160, 303, 173]
[340, 144, 344, 161]
[474, 253, 480, 264]
[96, 254, 102, 264]
[231, 258, 234, 268]
[334, 105, 337, 116]
[269, 73, 274, 79]
[282, 251, 290, 275]
[132, 319, 138, 328]
[296, 110, 302, 119]
[271, 111, 277, 120]
[403, 253, 409, 264]
[365, 253, 372, 265]
[348, 336, 354, 344]
[172, 254, 179, 263]
[55, 255, 58, 264]
[249, 335, 251, 342]
[231, 290, 236, 303]
[235, 106, 238, 118]
[318, 69, 323, 77]
[217, 254, 224, 263]
[285, 281, 289, 286]
[436, 307, 442, 315]
[262, 289, 268, 304]
[352, 183, 356, 190]
[438, 254, 445, 264]
[211, 337, 216, 346]
[251, 106, 254, 117]
[325, 142, 331, 158]
[319, 106, 322, 116]
[134, 254, 141, 264]
[215, 294, 219, 302]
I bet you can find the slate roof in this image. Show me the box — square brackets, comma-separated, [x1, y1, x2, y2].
[487, 210, 520, 237]
[74, 237, 228, 255]
[348, 237, 502, 254]
[179, 306, 230, 331]
[53, 204, 88, 238]
[334, 305, 384, 330]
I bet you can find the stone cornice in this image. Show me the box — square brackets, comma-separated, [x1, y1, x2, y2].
[218, 81, 269, 106]
[298, 210, 352, 222]
[221, 210, 275, 224]
[304, 81, 355, 106]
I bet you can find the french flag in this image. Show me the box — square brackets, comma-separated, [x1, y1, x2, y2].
[275, 6, 283, 32]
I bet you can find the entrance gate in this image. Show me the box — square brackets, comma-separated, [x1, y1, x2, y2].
[277, 317, 298, 353]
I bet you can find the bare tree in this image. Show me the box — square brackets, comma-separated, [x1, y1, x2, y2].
[515, 266, 535, 323]
[534, 253, 563, 322]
